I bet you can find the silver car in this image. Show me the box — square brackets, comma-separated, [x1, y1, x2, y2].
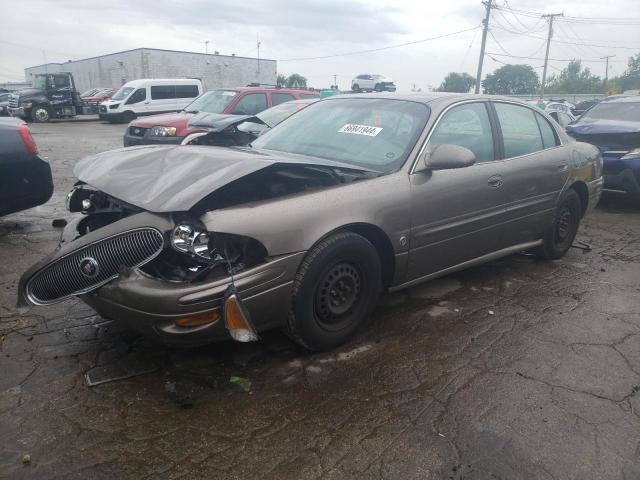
[19, 94, 603, 350]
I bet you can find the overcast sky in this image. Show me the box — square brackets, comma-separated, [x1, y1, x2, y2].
[1, 0, 639, 92]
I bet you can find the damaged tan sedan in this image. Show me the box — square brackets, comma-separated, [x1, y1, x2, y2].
[19, 94, 603, 350]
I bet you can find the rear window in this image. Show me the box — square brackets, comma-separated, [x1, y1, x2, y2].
[175, 85, 199, 98]
[580, 102, 640, 122]
[151, 85, 176, 100]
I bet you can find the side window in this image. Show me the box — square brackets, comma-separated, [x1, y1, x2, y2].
[272, 93, 295, 106]
[428, 102, 495, 163]
[175, 85, 199, 98]
[232, 93, 267, 115]
[53, 75, 71, 89]
[557, 112, 573, 128]
[151, 85, 176, 100]
[535, 113, 559, 148]
[125, 88, 146, 105]
[494, 103, 544, 158]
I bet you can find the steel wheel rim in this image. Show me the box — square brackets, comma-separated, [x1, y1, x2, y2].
[315, 262, 362, 326]
[34, 109, 48, 121]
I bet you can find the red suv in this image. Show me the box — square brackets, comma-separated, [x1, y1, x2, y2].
[124, 87, 319, 146]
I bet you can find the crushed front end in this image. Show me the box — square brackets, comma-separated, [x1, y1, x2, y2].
[18, 184, 299, 347]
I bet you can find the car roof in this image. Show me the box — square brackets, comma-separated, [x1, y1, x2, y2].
[123, 78, 202, 87]
[600, 95, 640, 103]
[324, 92, 530, 107]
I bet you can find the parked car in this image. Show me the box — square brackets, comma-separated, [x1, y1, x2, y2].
[99, 79, 203, 123]
[0, 118, 53, 216]
[0, 93, 10, 116]
[123, 87, 319, 146]
[351, 74, 396, 92]
[182, 98, 319, 146]
[19, 94, 602, 350]
[572, 99, 600, 117]
[82, 88, 116, 114]
[566, 96, 640, 197]
[548, 110, 576, 128]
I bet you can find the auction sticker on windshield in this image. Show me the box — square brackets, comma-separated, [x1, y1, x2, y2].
[338, 124, 383, 136]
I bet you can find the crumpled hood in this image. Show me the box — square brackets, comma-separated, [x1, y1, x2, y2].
[129, 112, 193, 129]
[567, 119, 640, 136]
[187, 112, 258, 132]
[73, 145, 373, 213]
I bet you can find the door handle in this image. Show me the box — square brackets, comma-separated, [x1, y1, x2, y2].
[488, 175, 503, 188]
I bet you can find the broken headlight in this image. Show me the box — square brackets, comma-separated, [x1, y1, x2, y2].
[171, 223, 216, 261]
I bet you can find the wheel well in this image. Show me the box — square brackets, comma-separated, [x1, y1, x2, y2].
[569, 181, 588, 217]
[334, 223, 396, 287]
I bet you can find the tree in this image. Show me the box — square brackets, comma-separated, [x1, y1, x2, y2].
[436, 72, 476, 93]
[285, 73, 307, 89]
[276, 74, 287, 87]
[482, 64, 540, 95]
[546, 60, 602, 94]
[618, 52, 640, 92]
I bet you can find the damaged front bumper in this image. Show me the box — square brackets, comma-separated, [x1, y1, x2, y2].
[19, 213, 304, 347]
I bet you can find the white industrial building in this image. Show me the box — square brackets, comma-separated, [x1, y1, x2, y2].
[24, 48, 277, 93]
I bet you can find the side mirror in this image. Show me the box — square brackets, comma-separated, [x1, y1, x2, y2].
[422, 144, 476, 171]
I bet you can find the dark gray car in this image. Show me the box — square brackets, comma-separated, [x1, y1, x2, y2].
[19, 94, 603, 350]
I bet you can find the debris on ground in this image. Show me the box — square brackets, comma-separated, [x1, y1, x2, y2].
[22, 454, 31, 465]
[229, 376, 252, 392]
[488, 310, 495, 315]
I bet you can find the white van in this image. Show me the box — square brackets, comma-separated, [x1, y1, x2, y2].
[99, 78, 203, 123]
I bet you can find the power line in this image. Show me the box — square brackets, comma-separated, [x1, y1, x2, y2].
[278, 26, 480, 61]
[490, 24, 640, 50]
[486, 51, 621, 63]
[488, 30, 513, 56]
[493, 4, 640, 25]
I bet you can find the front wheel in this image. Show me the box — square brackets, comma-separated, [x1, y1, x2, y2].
[285, 232, 382, 351]
[31, 106, 50, 123]
[352, 83, 360, 92]
[535, 189, 582, 259]
[121, 111, 136, 123]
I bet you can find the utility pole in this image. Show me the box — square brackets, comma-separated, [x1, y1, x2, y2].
[333, 74, 337, 89]
[256, 35, 261, 79]
[205, 40, 209, 55]
[475, 0, 492, 94]
[600, 55, 615, 84]
[540, 13, 563, 98]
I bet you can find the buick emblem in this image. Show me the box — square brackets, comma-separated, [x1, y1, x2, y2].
[80, 257, 99, 278]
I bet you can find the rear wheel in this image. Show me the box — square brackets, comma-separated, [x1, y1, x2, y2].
[535, 189, 582, 259]
[31, 106, 50, 123]
[285, 232, 382, 351]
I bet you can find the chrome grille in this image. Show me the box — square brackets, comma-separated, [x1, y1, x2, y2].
[9, 95, 19, 108]
[27, 228, 164, 304]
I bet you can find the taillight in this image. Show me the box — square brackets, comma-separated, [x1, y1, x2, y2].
[18, 123, 39, 156]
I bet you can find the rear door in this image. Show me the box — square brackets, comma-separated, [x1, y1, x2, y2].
[408, 101, 507, 280]
[271, 92, 295, 106]
[230, 92, 268, 115]
[492, 101, 568, 246]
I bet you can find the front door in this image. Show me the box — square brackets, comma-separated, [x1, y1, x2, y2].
[408, 101, 507, 280]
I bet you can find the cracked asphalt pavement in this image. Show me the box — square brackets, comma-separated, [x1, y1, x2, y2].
[1, 121, 639, 479]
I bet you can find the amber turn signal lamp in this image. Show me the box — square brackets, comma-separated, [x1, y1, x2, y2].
[174, 310, 221, 328]
[224, 287, 258, 342]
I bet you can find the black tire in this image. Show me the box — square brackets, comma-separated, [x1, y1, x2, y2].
[121, 111, 136, 123]
[374, 83, 382, 92]
[285, 232, 382, 351]
[31, 106, 50, 123]
[535, 189, 582, 259]
[352, 84, 360, 92]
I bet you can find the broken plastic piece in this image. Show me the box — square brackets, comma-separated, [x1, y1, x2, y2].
[174, 310, 220, 328]
[229, 376, 252, 392]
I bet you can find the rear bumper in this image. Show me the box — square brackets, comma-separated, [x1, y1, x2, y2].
[81, 251, 305, 347]
[0, 156, 53, 216]
[123, 133, 184, 147]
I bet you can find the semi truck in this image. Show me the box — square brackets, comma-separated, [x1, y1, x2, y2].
[8, 72, 93, 122]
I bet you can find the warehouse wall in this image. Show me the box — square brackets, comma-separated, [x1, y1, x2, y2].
[24, 49, 277, 93]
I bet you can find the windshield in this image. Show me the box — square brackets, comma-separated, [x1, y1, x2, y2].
[252, 98, 430, 172]
[184, 90, 237, 114]
[580, 102, 640, 122]
[81, 88, 99, 97]
[33, 76, 47, 90]
[111, 86, 135, 101]
[256, 100, 315, 127]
